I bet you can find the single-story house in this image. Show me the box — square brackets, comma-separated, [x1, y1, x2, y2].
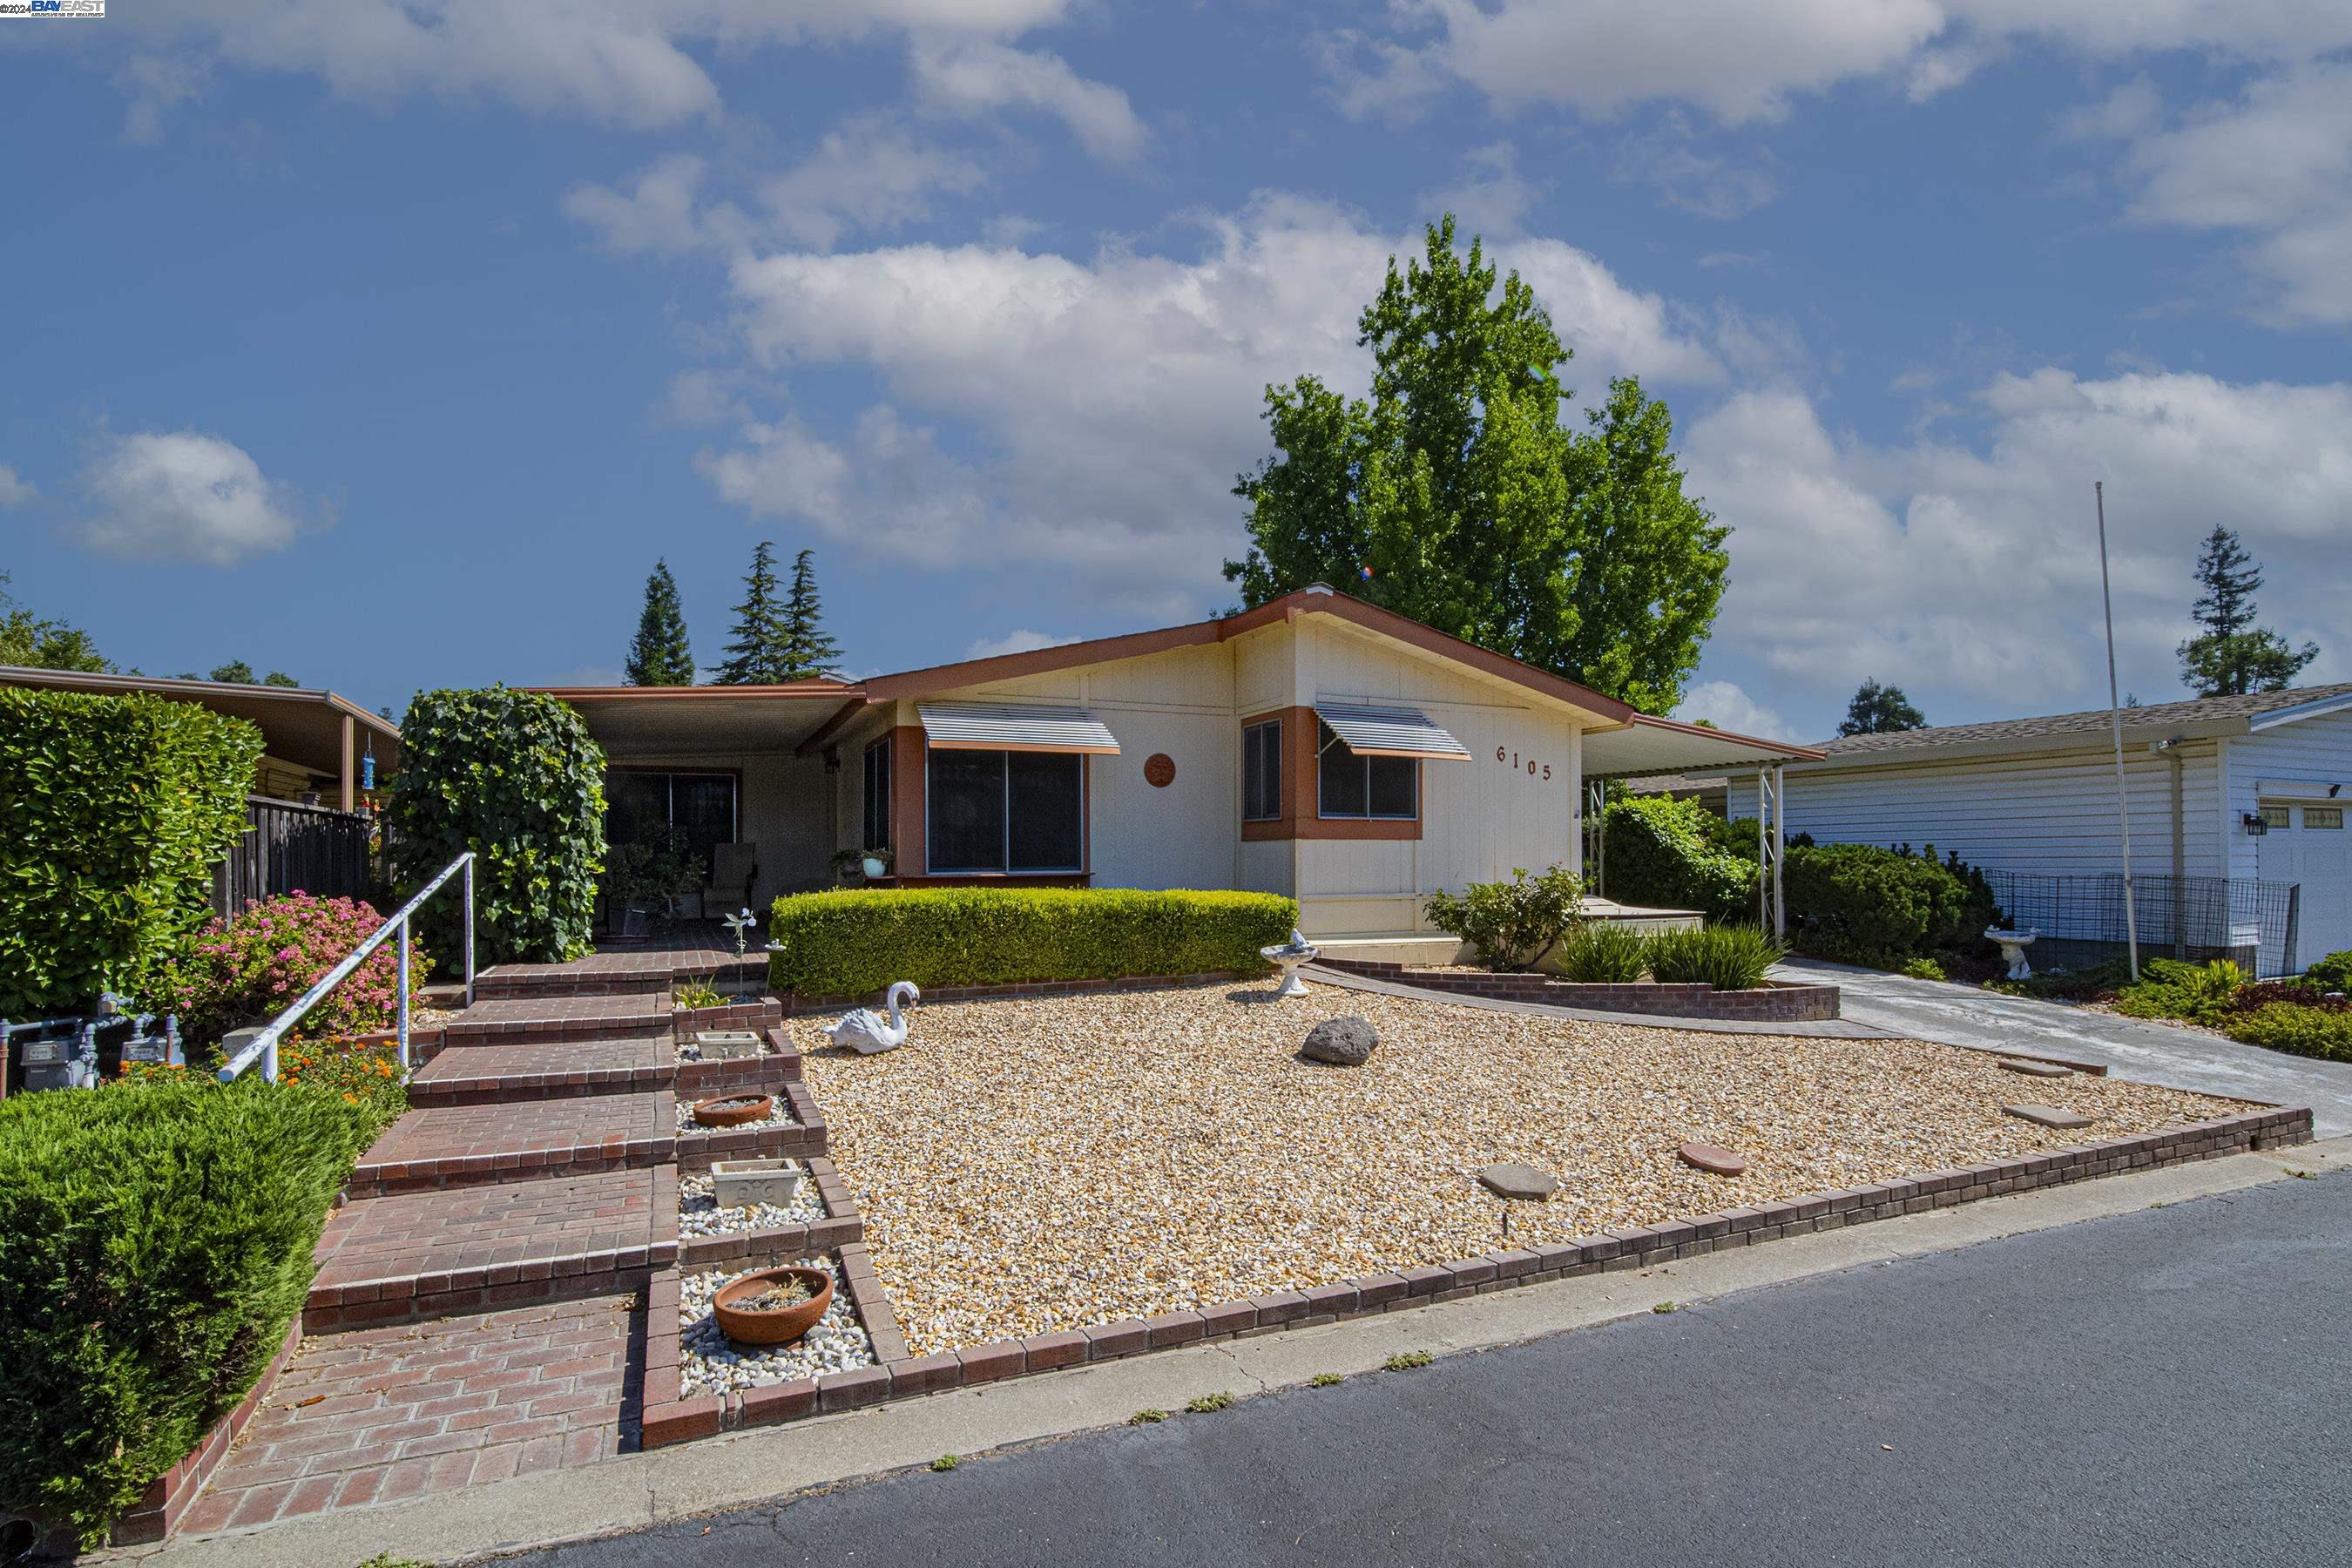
[534, 585, 1816, 952]
[1685, 684, 2352, 973]
[0, 665, 400, 807]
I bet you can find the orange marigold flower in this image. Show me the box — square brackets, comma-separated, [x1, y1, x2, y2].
[342, 1092, 359, 1104]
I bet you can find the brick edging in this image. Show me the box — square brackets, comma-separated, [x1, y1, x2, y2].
[781, 970, 1258, 1017]
[642, 1104, 2308, 1443]
[110, 1316, 305, 1545]
[1319, 958, 1842, 1022]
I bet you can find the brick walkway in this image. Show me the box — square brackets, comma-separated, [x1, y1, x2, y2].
[184, 1295, 639, 1536]
[166, 965, 823, 1540]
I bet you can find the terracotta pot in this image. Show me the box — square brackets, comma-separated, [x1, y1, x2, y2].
[691, 1092, 775, 1128]
[712, 1266, 835, 1347]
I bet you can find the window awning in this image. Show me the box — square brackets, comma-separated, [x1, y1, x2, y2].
[1313, 702, 1471, 760]
[919, 703, 1121, 754]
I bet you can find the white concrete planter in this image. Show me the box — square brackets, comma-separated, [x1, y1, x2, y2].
[712, 1158, 805, 1209]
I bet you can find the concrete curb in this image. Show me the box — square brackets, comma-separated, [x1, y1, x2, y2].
[104, 1134, 2350, 1568]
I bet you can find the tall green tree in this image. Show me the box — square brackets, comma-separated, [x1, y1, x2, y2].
[0, 571, 111, 672]
[1224, 216, 1728, 715]
[203, 659, 299, 687]
[2176, 525, 2317, 697]
[1837, 679, 1926, 736]
[715, 541, 791, 685]
[625, 558, 697, 686]
[780, 547, 841, 679]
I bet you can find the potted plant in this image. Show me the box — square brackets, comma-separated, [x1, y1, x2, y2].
[712, 1265, 835, 1347]
[861, 844, 894, 881]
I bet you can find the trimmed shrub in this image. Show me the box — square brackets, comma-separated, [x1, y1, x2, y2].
[2305, 950, 2352, 992]
[1899, 956, 1947, 982]
[768, 888, 1297, 999]
[1646, 924, 1784, 990]
[1779, 842, 1998, 968]
[2112, 957, 2249, 1024]
[1600, 794, 1756, 922]
[1554, 922, 1651, 983]
[387, 688, 607, 967]
[2223, 1002, 2352, 1062]
[152, 892, 431, 1053]
[1423, 865, 1584, 971]
[0, 1079, 371, 1545]
[0, 688, 260, 1017]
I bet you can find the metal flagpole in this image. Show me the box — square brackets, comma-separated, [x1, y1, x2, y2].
[2096, 481, 2140, 980]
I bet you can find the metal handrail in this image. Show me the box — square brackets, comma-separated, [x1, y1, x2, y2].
[218, 852, 475, 1084]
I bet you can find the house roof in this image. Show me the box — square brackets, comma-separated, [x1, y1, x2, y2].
[1691, 682, 2352, 777]
[0, 666, 401, 778]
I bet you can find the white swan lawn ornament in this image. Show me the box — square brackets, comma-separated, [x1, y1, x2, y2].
[823, 982, 920, 1056]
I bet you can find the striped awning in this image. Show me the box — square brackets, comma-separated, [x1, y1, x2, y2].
[918, 703, 1121, 754]
[1312, 702, 1471, 760]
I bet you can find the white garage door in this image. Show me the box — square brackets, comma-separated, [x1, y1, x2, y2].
[2261, 801, 2352, 971]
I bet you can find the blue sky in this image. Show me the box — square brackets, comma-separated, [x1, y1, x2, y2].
[3, 2, 2348, 741]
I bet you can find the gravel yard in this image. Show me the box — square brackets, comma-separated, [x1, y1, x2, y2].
[799, 980, 2248, 1358]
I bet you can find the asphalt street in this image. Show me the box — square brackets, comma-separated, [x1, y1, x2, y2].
[502, 1166, 2352, 1568]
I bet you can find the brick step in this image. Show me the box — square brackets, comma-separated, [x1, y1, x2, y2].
[440, 993, 673, 1046]
[409, 1033, 801, 1106]
[352, 1085, 825, 1198]
[476, 950, 765, 1001]
[308, 1167, 674, 1332]
[179, 1294, 639, 1538]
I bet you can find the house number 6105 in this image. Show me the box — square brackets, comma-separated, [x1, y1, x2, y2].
[1496, 746, 1551, 781]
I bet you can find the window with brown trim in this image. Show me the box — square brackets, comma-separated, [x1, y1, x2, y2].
[927, 747, 1085, 873]
[1317, 720, 1417, 821]
[1242, 719, 1282, 821]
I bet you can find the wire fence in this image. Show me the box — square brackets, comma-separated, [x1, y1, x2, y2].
[1981, 868, 2301, 977]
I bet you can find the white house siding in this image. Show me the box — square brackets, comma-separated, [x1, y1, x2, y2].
[2227, 708, 2352, 962]
[1722, 740, 2227, 879]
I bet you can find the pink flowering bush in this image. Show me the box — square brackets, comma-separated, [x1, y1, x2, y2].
[155, 893, 433, 1051]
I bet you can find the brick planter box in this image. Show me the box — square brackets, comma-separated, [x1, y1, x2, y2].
[674, 1024, 803, 1098]
[638, 1104, 2308, 1442]
[678, 1155, 864, 1270]
[1318, 958, 1842, 1023]
[674, 1081, 828, 1172]
[674, 997, 785, 1040]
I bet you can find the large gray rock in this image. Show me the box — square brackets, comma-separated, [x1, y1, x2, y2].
[1477, 1162, 1558, 1200]
[1301, 1016, 1378, 1066]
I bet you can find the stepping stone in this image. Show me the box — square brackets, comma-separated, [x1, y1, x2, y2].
[1679, 1142, 1748, 1177]
[1477, 1162, 1557, 1200]
[1998, 1058, 2073, 1079]
[2004, 1103, 2093, 1129]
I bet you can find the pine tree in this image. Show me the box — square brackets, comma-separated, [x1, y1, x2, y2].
[779, 548, 841, 679]
[625, 558, 697, 686]
[715, 541, 791, 685]
[2175, 526, 2318, 696]
[1837, 679, 1926, 737]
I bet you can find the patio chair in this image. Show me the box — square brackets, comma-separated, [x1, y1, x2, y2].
[709, 841, 760, 916]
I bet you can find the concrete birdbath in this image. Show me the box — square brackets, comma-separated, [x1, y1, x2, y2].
[1260, 928, 1321, 999]
[1985, 926, 2038, 981]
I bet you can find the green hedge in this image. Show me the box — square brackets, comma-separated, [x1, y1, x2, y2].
[0, 1080, 370, 1545]
[0, 688, 260, 1017]
[1779, 841, 1999, 967]
[387, 687, 607, 967]
[1600, 794, 1758, 922]
[768, 888, 1299, 998]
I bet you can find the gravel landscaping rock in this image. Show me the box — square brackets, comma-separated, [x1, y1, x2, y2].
[679, 1257, 875, 1397]
[798, 980, 2247, 1358]
[1999, 1058, 2074, 1078]
[676, 1096, 797, 1134]
[678, 1167, 824, 1239]
[1301, 1016, 1378, 1066]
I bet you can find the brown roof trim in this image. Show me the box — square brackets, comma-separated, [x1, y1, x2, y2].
[858, 586, 1643, 722]
[0, 665, 399, 744]
[794, 697, 868, 758]
[1625, 712, 1825, 761]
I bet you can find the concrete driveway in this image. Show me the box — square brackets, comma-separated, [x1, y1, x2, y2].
[1780, 955, 2352, 1136]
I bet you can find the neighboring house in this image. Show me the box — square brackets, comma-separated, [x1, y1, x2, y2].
[1691, 684, 2352, 971]
[536, 584, 1815, 946]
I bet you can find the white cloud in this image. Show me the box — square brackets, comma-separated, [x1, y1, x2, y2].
[1613, 114, 1781, 220]
[2113, 63, 2352, 325]
[0, 465, 34, 508]
[909, 39, 1147, 162]
[1332, 0, 2352, 126]
[1682, 368, 2352, 713]
[965, 628, 1077, 659]
[107, 0, 1078, 132]
[759, 119, 990, 250]
[1422, 142, 1541, 238]
[78, 431, 319, 566]
[698, 194, 1722, 609]
[563, 155, 713, 256]
[1674, 679, 1798, 742]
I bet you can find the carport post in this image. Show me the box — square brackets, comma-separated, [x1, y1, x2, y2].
[1772, 764, 1786, 941]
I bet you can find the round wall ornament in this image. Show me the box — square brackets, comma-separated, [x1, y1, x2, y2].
[1144, 753, 1177, 787]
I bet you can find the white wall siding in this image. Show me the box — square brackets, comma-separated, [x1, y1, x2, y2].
[1722, 740, 2226, 878]
[2222, 707, 2352, 882]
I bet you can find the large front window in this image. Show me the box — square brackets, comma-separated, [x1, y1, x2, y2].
[1317, 721, 1417, 821]
[927, 748, 1085, 872]
[606, 769, 737, 861]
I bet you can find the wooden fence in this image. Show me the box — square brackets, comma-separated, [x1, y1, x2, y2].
[210, 794, 375, 916]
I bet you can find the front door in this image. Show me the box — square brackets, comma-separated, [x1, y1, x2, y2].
[2261, 800, 2352, 972]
